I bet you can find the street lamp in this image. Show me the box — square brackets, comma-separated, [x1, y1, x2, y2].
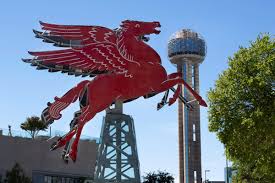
[205, 170, 210, 183]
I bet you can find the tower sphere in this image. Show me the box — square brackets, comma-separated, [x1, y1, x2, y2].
[168, 29, 206, 66]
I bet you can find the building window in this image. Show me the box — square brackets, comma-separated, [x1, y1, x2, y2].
[44, 175, 51, 183]
[43, 175, 85, 183]
[193, 124, 196, 141]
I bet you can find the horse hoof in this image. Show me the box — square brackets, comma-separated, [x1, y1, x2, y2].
[69, 151, 77, 162]
[50, 142, 58, 151]
[157, 102, 164, 110]
[41, 107, 54, 126]
[64, 153, 76, 163]
[168, 98, 176, 106]
[62, 153, 69, 164]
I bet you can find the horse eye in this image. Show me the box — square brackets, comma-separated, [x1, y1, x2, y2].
[135, 24, 140, 28]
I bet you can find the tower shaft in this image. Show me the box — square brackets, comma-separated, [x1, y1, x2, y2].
[178, 65, 185, 183]
[180, 62, 202, 183]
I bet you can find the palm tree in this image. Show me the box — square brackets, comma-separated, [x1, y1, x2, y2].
[20, 116, 47, 139]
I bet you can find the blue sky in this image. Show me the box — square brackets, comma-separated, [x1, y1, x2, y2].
[0, 0, 274, 182]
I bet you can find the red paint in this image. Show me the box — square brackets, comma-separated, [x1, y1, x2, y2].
[25, 20, 207, 162]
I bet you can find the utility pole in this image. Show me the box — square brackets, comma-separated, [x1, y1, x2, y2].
[205, 169, 210, 183]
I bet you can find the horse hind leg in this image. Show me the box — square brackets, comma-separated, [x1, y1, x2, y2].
[41, 80, 90, 126]
[61, 111, 82, 163]
[62, 78, 119, 162]
[52, 88, 90, 162]
[52, 105, 97, 162]
[67, 94, 116, 162]
[66, 105, 97, 162]
[50, 126, 77, 151]
[49, 110, 83, 159]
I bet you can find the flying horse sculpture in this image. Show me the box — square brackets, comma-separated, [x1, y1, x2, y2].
[23, 20, 207, 162]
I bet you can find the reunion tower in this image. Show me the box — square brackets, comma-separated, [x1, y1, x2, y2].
[168, 29, 206, 183]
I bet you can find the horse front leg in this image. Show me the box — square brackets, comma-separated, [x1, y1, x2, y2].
[168, 84, 182, 106]
[154, 73, 207, 107]
[156, 72, 183, 109]
[166, 72, 182, 106]
[157, 84, 181, 110]
[167, 72, 182, 79]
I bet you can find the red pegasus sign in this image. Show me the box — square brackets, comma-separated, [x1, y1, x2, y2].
[23, 20, 207, 161]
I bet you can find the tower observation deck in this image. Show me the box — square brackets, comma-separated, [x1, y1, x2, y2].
[168, 29, 206, 183]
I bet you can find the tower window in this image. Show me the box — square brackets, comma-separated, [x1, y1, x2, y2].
[193, 124, 196, 141]
[194, 170, 197, 183]
[192, 65, 195, 89]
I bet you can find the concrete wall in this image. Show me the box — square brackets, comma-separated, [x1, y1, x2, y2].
[0, 135, 98, 181]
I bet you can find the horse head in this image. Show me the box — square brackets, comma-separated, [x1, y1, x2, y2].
[120, 20, 161, 40]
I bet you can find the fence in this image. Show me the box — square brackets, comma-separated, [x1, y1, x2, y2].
[0, 128, 99, 143]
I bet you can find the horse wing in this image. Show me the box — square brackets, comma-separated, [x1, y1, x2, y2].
[35, 21, 116, 47]
[23, 43, 139, 77]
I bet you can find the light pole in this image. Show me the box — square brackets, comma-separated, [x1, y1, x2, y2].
[205, 170, 210, 183]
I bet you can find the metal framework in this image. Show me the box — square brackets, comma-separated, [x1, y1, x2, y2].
[94, 104, 141, 183]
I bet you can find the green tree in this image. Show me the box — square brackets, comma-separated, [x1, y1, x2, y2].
[20, 116, 47, 139]
[208, 34, 275, 182]
[143, 171, 174, 183]
[4, 163, 31, 183]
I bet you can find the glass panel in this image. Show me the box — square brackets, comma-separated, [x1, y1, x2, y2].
[44, 176, 48, 183]
[168, 38, 206, 57]
[62, 177, 66, 183]
[47, 176, 52, 183]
